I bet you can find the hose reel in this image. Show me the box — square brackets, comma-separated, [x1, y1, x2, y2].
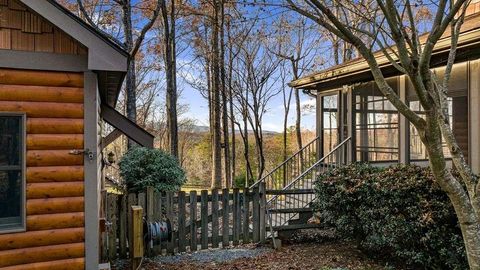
[144, 219, 172, 247]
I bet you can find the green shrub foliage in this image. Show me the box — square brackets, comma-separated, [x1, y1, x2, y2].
[119, 147, 186, 192]
[315, 163, 467, 269]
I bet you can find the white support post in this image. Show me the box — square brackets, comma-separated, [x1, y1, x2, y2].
[399, 75, 409, 164]
[469, 60, 480, 173]
[84, 71, 100, 270]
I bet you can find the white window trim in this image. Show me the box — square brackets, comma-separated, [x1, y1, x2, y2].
[0, 112, 26, 234]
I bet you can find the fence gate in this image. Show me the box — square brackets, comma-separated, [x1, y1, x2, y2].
[102, 184, 267, 260]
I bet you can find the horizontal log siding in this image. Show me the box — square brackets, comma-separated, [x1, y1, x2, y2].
[0, 69, 85, 268]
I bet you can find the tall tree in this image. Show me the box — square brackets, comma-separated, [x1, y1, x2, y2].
[76, 0, 161, 148]
[159, 0, 179, 157]
[285, 0, 480, 267]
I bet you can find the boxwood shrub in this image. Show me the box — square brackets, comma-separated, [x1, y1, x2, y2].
[119, 147, 186, 193]
[315, 163, 467, 269]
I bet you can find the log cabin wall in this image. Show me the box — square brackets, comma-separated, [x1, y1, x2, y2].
[0, 0, 87, 55]
[0, 68, 86, 269]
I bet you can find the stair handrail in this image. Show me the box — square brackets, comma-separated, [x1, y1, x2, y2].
[249, 135, 320, 189]
[267, 137, 351, 204]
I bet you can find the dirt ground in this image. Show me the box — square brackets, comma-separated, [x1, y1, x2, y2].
[141, 241, 385, 270]
[113, 230, 386, 270]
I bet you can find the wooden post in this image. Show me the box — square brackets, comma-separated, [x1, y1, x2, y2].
[130, 206, 143, 270]
[107, 193, 117, 260]
[127, 193, 137, 258]
[222, 188, 230, 247]
[189, 191, 197, 251]
[242, 188, 250, 244]
[211, 189, 219, 248]
[146, 188, 154, 257]
[152, 192, 162, 256]
[259, 183, 266, 243]
[252, 185, 260, 242]
[119, 195, 127, 258]
[233, 188, 240, 245]
[178, 191, 186, 253]
[166, 192, 175, 254]
[200, 190, 209, 249]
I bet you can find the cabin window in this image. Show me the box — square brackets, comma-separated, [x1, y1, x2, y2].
[353, 80, 399, 162]
[0, 114, 25, 232]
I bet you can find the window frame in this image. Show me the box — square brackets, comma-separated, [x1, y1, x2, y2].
[0, 112, 26, 234]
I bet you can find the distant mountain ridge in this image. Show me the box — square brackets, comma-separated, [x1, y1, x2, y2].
[184, 125, 280, 135]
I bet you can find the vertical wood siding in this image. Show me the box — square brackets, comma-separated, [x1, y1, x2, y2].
[0, 68, 85, 270]
[0, 0, 87, 55]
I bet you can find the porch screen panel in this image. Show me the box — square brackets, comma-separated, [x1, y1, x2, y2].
[407, 62, 468, 161]
[354, 79, 399, 162]
[322, 95, 339, 155]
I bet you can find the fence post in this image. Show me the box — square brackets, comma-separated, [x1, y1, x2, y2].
[127, 193, 137, 258]
[146, 187, 154, 257]
[130, 206, 143, 270]
[153, 192, 162, 256]
[119, 194, 127, 258]
[166, 192, 175, 254]
[252, 185, 260, 242]
[189, 191, 197, 252]
[242, 188, 250, 244]
[178, 191, 186, 253]
[259, 182, 266, 243]
[107, 193, 118, 260]
[222, 188, 230, 247]
[201, 190, 209, 249]
[211, 189, 219, 248]
[233, 188, 240, 246]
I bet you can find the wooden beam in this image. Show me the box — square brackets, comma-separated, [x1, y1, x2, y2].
[27, 166, 84, 183]
[101, 103, 154, 148]
[27, 118, 84, 134]
[0, 85, 83, 103]
[0, 228, 84, 251]
[0, 68, 83, 87]
[27, 197, 84, 215]
[101, 128, 122, 149]
[0, 258, 84, 270]
[27, 150, 84, 167]
[130, 206, 143, 270]
[0, 242, 84, 268]
[27, 134, 84, 150]
[0, 101, 83, 118]
[27, 212, 84, 231]
[27, 182, 84, 199]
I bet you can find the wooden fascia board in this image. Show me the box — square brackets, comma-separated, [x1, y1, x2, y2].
[290, 28, 480, 89]
[19, 0, 128, 72]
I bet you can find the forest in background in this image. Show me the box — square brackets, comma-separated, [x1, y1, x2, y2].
[59, 0, 429, 188]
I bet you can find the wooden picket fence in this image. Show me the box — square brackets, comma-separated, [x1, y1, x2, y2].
[103, 183, 267, 260]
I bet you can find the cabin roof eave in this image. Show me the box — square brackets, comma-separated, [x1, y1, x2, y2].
[290, 16, 480, 92]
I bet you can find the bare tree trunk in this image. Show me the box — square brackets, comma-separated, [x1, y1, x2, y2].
[292, 60, 303, 167]
[226, 15, 236, 185]
[161, 0, 179, 157]
[422, 112, 480, 269]
[121, 1, 137, 148]
[220, 0, 231, 188]
[211, 0, 222, 189]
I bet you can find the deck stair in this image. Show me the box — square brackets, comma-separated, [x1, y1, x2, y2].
[250, 137, 351, 238]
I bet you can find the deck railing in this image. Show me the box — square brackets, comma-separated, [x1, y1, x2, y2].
[266, 137, 351, 230]
[249, 136, 320, 190]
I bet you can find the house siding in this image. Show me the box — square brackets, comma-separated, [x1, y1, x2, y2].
[0, 68, 85, 269]
[0, 0, 87, 55]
